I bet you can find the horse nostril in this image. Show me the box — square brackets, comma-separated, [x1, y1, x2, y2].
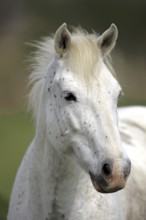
[102, 163, 112, 177]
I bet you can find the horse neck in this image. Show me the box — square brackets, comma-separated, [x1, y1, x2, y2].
[31, 81, 82, 212]
[34, 110, 80, 186]
[34, 126, 61, 180]
[28, 99, 84, 218]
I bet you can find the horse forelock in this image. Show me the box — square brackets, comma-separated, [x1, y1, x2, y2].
[68, 28, 116, 81]
[68, 33, 101, 83]
[28, 28, 115, 120]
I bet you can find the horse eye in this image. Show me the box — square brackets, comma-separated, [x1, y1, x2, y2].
[64, 92, 77, 102]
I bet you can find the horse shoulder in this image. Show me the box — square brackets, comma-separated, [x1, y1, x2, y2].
[7, 141, 34, 220]
[8, 140, 56, 220]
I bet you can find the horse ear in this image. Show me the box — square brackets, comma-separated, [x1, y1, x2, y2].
[54, 23, 71, 56]
[98, 24, 118, 55]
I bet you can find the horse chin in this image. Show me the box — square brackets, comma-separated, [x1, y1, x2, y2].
[91, 180, 106, 193]
[89, 174, 125, 194]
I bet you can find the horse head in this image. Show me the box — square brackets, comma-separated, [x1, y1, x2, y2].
[40, 23, 131, 193]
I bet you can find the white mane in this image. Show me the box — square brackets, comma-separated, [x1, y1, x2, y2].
[28, 37, 54, 119]
[28, 29, 115, 119]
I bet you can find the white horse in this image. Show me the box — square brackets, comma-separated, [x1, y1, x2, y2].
[8, 23, 146, 220]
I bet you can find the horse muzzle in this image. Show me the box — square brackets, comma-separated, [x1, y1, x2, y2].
[89, 158, 131, 193]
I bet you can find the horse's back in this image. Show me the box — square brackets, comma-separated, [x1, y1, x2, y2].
[119, 106, 146, 164]
[118, 106, 146, 220]
[119, 106, 146, 132]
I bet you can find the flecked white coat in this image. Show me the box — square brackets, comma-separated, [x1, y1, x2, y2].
[7, 24, 146, 220]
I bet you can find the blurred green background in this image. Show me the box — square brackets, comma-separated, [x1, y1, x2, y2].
[0, 0, 146, 219]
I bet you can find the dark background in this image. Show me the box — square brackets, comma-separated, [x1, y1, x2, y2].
[0, 0, 146, 219]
